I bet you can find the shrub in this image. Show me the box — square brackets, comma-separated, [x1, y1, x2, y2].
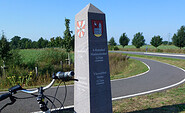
[37, 48, 74, 75]
[114, 46, 119, 50]
[156, 49, 163, 53]
[108, 45, 114, 50]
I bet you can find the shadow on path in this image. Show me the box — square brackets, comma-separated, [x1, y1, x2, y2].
[128, 103, 185, 113]
[52, 108, 74, 113]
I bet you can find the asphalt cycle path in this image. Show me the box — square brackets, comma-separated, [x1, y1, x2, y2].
[111, 51, 185, 60]
[0, 57, 185, 113]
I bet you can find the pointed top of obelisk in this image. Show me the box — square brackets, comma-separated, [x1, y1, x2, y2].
[87, 3, 104, 14]
[76, 3, 104, 16]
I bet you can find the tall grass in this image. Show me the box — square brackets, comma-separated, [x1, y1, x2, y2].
[117, 45, 185, 54]
[109, 53, 129, 76]
[0, 48, 74, 89]
[0, 49, 147, 90]
[109, 53, 148, 80]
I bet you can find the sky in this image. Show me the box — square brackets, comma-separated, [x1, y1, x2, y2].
[0, 0, 185, 44]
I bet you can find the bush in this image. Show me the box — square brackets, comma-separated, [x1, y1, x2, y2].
[0, 48, 75, 89]
[3, 66, 33, 87]
[114, 46, 119, 50]
[108, 45, 114, 50]
[37, 48, 73, 75]
[156, 49, 163, 53]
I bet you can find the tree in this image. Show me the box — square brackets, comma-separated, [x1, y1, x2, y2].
[10, 36, 21, 49]
[25, 39, 32, 49]
[108, 37, 117, 46]
[63, 18, 73, 52]
[71, 35, 75, 51]
[132, 32, 145, 48]
[150, 35, 163, 48]
[55, 36, 63, 47]
[19, 38, 32, 49]
[0, 33, 11, 62]
[48, 37, 55, 47]
[32, 41, 38, 48]
[37, 37, 48, 48]
[162, 41, 168, 45]
[172, 26, 185, 49]
[119, 33, 130, 48]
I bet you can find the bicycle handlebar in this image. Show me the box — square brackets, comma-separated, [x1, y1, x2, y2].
[0, 93, 11, 101]
[56, 71, 74, 79]
[0, 70, 76, 113]
[0, 71, 75, 100]
[20, 79, 56, 94]
[20, 71, 75, 94]
[0, 84, 23, 101]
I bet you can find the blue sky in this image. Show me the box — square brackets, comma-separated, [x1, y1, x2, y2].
[0, 0, 185, 44]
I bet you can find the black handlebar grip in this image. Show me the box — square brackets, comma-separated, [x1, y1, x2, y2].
[56, 71, 74, 79]
[0, 93, 11, 101]
[8, 85, 22, 93]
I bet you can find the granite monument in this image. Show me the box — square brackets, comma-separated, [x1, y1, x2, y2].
[74, 3, 112, 113]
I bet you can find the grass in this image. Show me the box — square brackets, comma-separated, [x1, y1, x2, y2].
[112, 54, 185, 113]
[19, 49, 45, 64]
[113, 83, 185, 113]
[110, 59, 148, 80]
[117, 45, 185, 54]
[124, 53, 185, 70]
[0, 51, 148, 91]
[0, 48, 73, 90]
[118, 45, 185, 50]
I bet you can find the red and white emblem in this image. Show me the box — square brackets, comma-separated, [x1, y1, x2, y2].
[77, 20, 85, 38]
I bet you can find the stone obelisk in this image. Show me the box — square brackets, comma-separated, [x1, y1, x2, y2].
[74, 3, 112, 113]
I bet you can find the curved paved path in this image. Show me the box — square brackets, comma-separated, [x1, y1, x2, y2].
[0, 57, 185, 113]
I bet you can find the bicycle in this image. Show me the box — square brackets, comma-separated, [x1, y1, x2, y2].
[0, 71, 78, 113]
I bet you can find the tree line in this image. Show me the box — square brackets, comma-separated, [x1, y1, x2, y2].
[0, 18, 74, 67]
[0, 18, 74, 51]
[109, 25, 185, 49]
[8, 35, 74, 50]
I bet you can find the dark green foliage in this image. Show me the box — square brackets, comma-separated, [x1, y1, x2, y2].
[156, 49, 163, 53]
[71, 35, 75, 51]
[150, 35, 163, 48]
[9, 49, 22, 66]
[7, 19, 75, 51]
[32, 41, 38, 48]
[132, 32, 145, 48]
[108, 45, 114, 50]
[109, 37, 117, 46]
[119, 33, 130, 48]
[163, 41, 168, 45]
[172, 26, 185, 49]
[48, 37, 55, 47]
[37, 49, 72, 75]
[63, 18, 73, 52]
[114, 46, 119, 50]
[169, 42, 173, 45]
[37, 37, 48, 48]
[0, 34, 12, 62]
[55, 36, 63, 47]
[19, 38, 32, 49]
[10, 36, 21, 49]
